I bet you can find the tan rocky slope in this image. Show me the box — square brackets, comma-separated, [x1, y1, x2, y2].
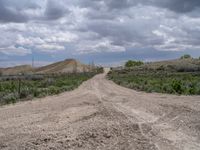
[0, 59, 91, 75]
[35, 59, 91, 74]
[0, 65, 33, 75]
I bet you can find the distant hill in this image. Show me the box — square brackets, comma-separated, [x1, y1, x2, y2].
[0, 65, 33, 75]
[142, 58, 200, 72]
[35, 59, 91, 74]
[0, 59, 92, 75]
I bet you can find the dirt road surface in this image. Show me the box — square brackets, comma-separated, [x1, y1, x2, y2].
[0, 69, 200, 150]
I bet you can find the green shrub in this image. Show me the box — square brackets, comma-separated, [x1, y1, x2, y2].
[33, 88, 41, 97]
[125, 60, 144, 68]
[61, 85, 74, 91]
[0, 72, 100, 105]
[180, 54, 192, 59]
[171, 80, 183, 94]
[20, 88, 31, 99]
[108, 69, 200, 95]
[2, 93, 19, 104]
[0, 84, 3, 91]
[157, 65, 165, 71]
[188, 86, 196, 95]
[48, 86, 61, 95]
[96, 67, 104, 73]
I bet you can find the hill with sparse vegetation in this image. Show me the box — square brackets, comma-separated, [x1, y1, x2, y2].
[141, 58, 200, 72]
[0, 59, 94, 75]
[35, 59, 92, 74]
[0, 65, 34, 76]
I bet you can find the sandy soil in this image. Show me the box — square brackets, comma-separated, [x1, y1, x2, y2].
[0, 69, 200, 150]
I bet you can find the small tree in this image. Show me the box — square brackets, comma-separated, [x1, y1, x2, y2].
[125, 60, 144, 68]
[180, 54, 192, 59]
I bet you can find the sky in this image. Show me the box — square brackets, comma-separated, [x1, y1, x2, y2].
[0, 0, 200, 67]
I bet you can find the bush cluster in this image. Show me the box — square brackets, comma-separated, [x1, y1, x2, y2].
[108, 70, 200, 95]
[125, 60, 144, 68]
[180, 54, 192, 59]
[0, 72, 100, 105]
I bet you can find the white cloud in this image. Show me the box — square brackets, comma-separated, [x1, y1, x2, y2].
[36, 44, 65, 53]
[44, 32, 78, 43]
[16, 34, 45, 45]
[0, 46, 31, 56]
[77, 39, 126, 54]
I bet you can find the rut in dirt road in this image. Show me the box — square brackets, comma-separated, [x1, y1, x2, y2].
[0, 69, 200, 150]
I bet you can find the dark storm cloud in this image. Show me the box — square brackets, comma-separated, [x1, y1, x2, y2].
[0, 0, 199, 23]
[0, 0, 69, 23]
[105, 0, 131, 9]
[3, 0, 40, 10]
[44, 0, 69, 20]
[152, 0, 200, 13]
[0, 0, 28, 23]
[81, 0, 200, 13]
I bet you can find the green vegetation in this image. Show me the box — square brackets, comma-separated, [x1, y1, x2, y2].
[0, 68, 103, 105]
[95, 67, 104, 73]
[125, 60, 144, 68]
[180, 54, 192, 59]
[108, 59, 200, 95]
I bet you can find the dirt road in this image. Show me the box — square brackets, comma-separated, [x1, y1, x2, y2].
[0, 69, 200, 150]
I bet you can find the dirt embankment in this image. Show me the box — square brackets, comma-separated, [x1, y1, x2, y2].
[0, 69, 200, 150]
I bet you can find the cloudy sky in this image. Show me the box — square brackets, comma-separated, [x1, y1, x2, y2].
[0, 0, 200, 67]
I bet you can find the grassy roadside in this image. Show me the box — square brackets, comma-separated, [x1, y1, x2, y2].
[0, 68, 103, 105]
[107, 58, 200, 95]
